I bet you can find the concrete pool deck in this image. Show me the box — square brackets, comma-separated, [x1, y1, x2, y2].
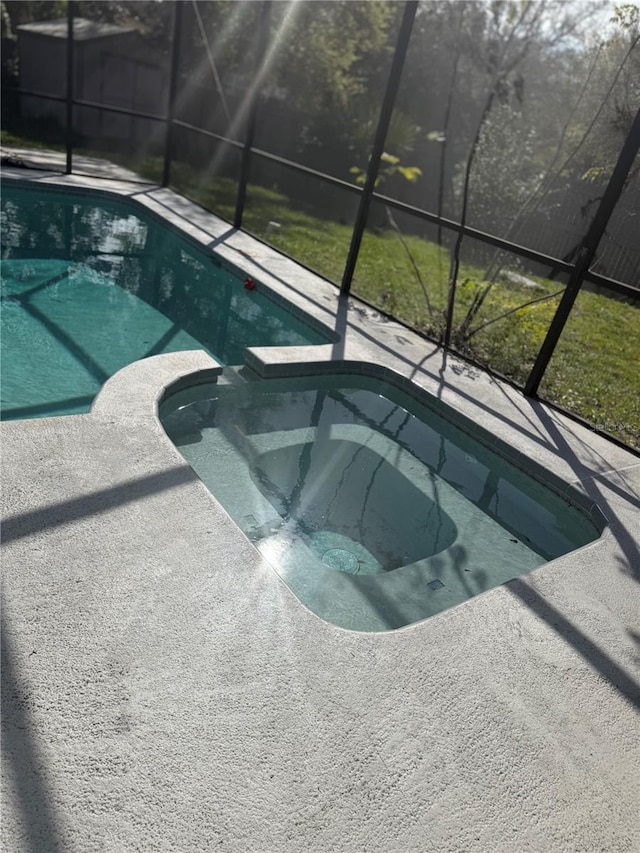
[2, 168, 640, 852]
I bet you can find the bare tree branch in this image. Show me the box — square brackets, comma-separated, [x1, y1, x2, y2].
[385, 206, 435, 323]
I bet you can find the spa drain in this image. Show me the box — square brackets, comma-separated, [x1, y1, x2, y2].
[322, 548, 359, 574]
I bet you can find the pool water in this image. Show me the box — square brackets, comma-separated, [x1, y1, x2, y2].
[0, 184, 327, 419]
[161, 370, 602, 632]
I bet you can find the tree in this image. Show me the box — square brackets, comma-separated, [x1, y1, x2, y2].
[371, 0, 633, 349]
[265, 0, 398, 172]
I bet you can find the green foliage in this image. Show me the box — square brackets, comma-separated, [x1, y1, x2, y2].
[460, 101, 539, 233]
[349, 152, 422, 188]
[74, 1, 174, 49]
[397, 166, 423, 182]
[349, 110, 423, 189]
[2, 1, 67, 36]
[610, 4, 640, 29]
[263, 0, 396, 123]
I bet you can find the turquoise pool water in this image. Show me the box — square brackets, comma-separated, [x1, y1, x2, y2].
[0, 184, 327, 419]
[161, 370, 602, 632]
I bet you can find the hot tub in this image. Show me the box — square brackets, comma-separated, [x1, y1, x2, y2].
[160, 368, 605, 631]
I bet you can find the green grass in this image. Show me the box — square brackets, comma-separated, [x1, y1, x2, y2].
[3, 139, 638, 449]
[1, 126, 66, 152]
[537, 290, 640, 447]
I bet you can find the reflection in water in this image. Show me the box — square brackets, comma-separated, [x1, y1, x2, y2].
[0, 185, 327, 419]
[162, 371, 602, 631]
[252, 439, 458, 572]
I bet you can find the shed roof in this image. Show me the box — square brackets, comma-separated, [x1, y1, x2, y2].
[17, 17, 136, 41]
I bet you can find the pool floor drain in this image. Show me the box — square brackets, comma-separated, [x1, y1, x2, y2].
[322, 548, 359, 574]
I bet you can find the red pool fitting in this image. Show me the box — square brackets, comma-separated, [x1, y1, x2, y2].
[244, 277, 255, 290]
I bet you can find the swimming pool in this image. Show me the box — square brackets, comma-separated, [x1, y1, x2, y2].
[161, 368, 604, 632]
[0, 183, 328, 419]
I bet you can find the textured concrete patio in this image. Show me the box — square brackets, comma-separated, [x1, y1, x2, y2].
[2, 169, 639, 852]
